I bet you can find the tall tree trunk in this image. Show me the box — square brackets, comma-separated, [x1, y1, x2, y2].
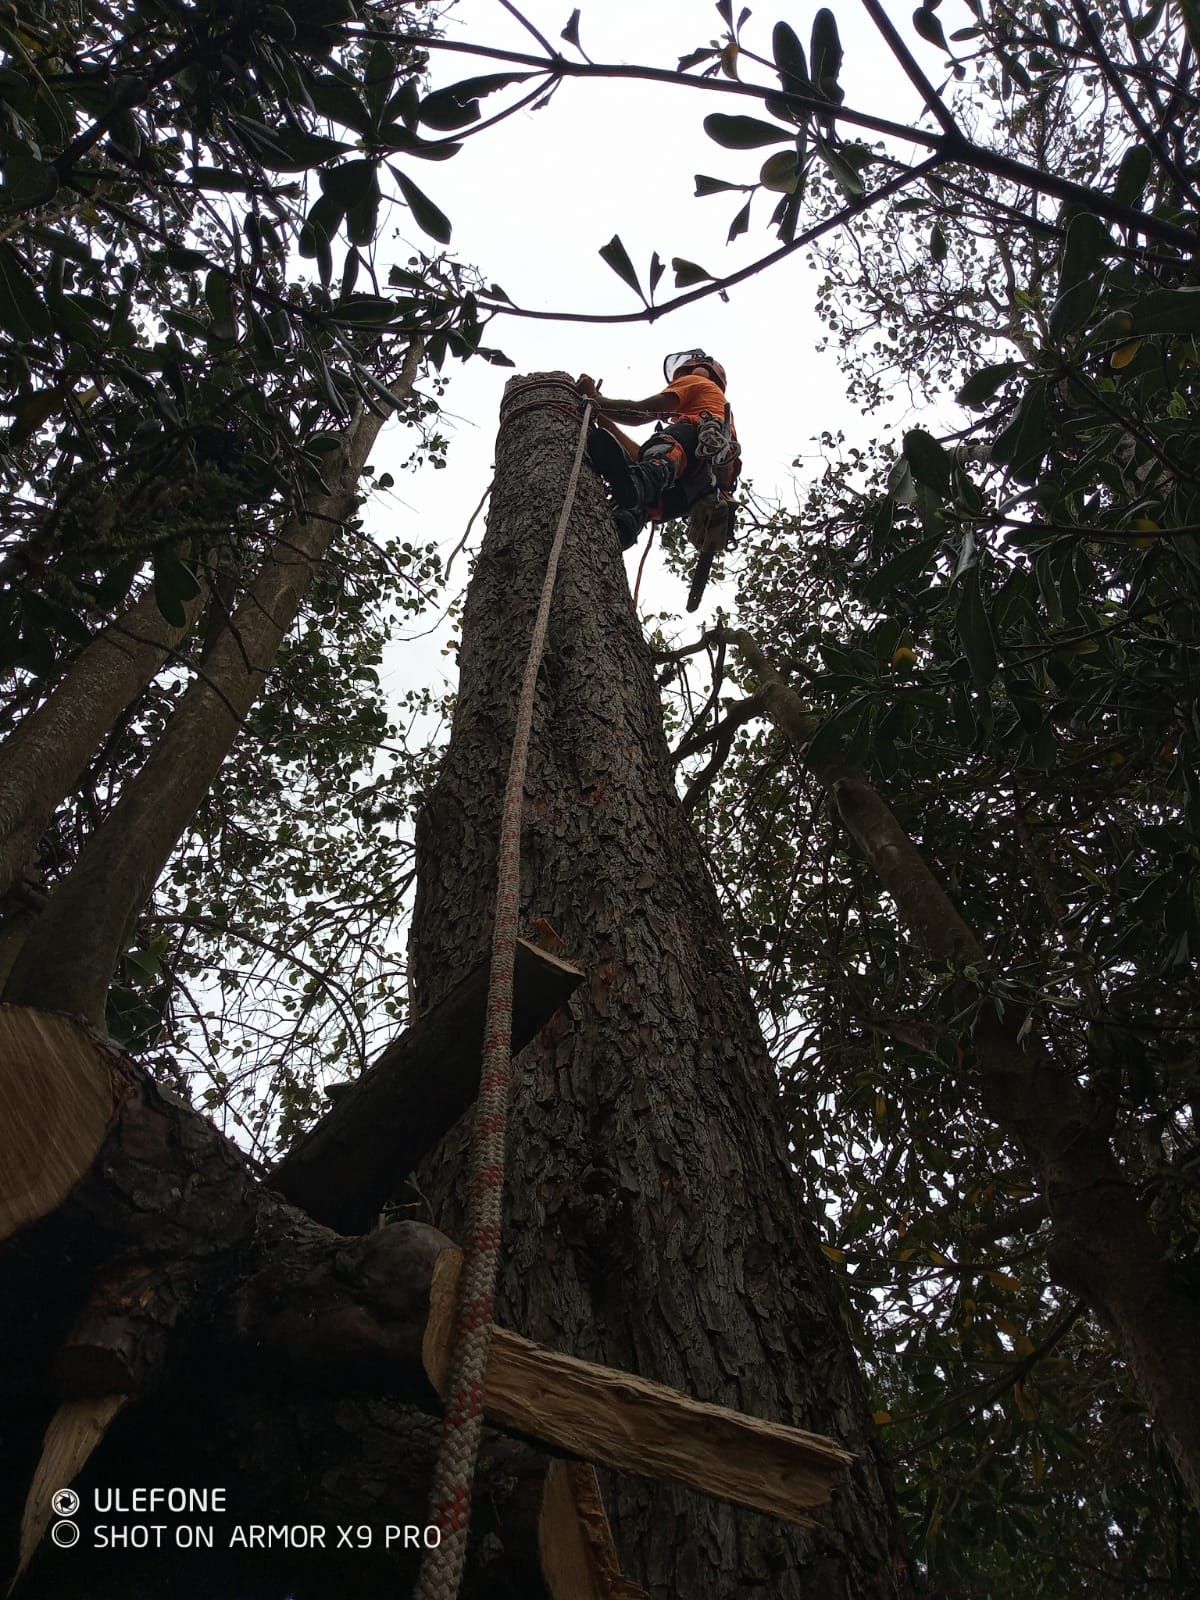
[4, 346, 420, 1022]
[408, 376, 911, 1599]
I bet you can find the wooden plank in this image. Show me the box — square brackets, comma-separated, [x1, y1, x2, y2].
[270, 938, 583, 1233]
[423, 1251, 853, 1531]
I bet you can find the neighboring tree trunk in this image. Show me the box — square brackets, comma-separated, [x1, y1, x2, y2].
[0, 579, 206, 905]
[713, 628, 1200, 1508]
[4, 344, 420, 1022]
[408, 376, 911, 1599]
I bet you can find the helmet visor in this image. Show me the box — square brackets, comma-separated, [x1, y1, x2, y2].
[664, 349, 708, 383]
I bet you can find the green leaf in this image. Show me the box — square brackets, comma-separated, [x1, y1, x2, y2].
[379, 126, 461, 160]
[903, 428, 953, 494]
[861, 534, 943, 603]
[395, 169, 451, 244]
[804, 696, 872, 772]
[760, 150, 800, 193]
[599, 234, 642, 299]
[671, 258, 714, 287]
[364, 40, 397, 122]
[347, 171, 382, 247]
[814, 136, 865, 198]
[810, 8, 845, 103]
[957, 361, 1021, 409]
[331, 294, 400, 326]
[913, 5, 949, 50]
[694, 174, 746, 196]
[320, 158, 377, 209]
[418, 73, 531, 131]
[190, 166, 260, 193]
[153, 553, 201, 628]
[703, 113, 793, 149]
[955, 566, 998, 688]
[204, 270, 237, 341]
[727, 196, 752, 242]
[772, 21, 811, 91]
[930, 220, 948, 263]
[307, 73, 375, 137]
[1050, 213, 1108, 336]
[991, 380, 1048, 482]
[232, 116, 348, 171]
[1056, 210, 1109, 281]
[0, 244, 50, 339]
[1113, 144, 1153, 208]
[1123, 287, 1200, 335]
[1, 145, 58, 209]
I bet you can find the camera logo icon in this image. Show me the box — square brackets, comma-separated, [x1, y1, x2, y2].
[51, 1489, 80, 1518]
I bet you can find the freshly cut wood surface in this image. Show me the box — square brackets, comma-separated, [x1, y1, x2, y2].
[271, 937, 583, 1233]
[539, 1463, 649, 1600]
[16, 1395, 127, 1585]
[424, 1249, 851, 1531]
[0, 1005, 122, 1240]
[487, 1324, 850, 1528]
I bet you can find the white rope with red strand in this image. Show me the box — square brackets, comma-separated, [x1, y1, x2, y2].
[414, 392, 594, 1600]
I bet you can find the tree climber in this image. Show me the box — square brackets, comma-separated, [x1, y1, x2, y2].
[577, 350, 741, 553]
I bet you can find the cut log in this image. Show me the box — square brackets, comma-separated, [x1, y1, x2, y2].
[270, 937, 583, 1232]
[423, 1250, 853, 1530]
[0, 1005, 124, 1241]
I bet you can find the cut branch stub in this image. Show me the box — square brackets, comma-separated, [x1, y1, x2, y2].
[0, 1005, 124, 1241]
[270, 937, 583, 1233]
[54, 1262, 178, 1399]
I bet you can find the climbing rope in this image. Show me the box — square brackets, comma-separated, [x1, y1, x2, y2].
[414, 390, 594, 1600]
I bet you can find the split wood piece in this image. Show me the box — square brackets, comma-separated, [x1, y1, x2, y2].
[0, 1004, 125, 1241]
[540, 1462, 649, 1600]
[270, 937, 583, 1233]
[15, 1395, 128, 1589]
[424, 1249, 854, 1530]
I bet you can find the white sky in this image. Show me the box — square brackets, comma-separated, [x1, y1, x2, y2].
[367, 0, 948, 687]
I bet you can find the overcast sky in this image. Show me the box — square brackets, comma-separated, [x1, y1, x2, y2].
[367, 0, 950, 685]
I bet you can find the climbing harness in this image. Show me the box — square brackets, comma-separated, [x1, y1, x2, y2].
[414, 389, 594, 1600]
[681, 409, 740, 612]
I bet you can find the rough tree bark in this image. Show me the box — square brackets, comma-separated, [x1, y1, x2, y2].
[408, 375, 912, 1599]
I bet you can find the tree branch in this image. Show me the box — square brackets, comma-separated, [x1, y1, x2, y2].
[857, 0, 962, 138]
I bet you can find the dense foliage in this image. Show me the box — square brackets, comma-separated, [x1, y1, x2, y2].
[668, 3, 1200, 1591]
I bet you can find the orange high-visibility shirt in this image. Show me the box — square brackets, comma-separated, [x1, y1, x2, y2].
[664, 372, 732, 428]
